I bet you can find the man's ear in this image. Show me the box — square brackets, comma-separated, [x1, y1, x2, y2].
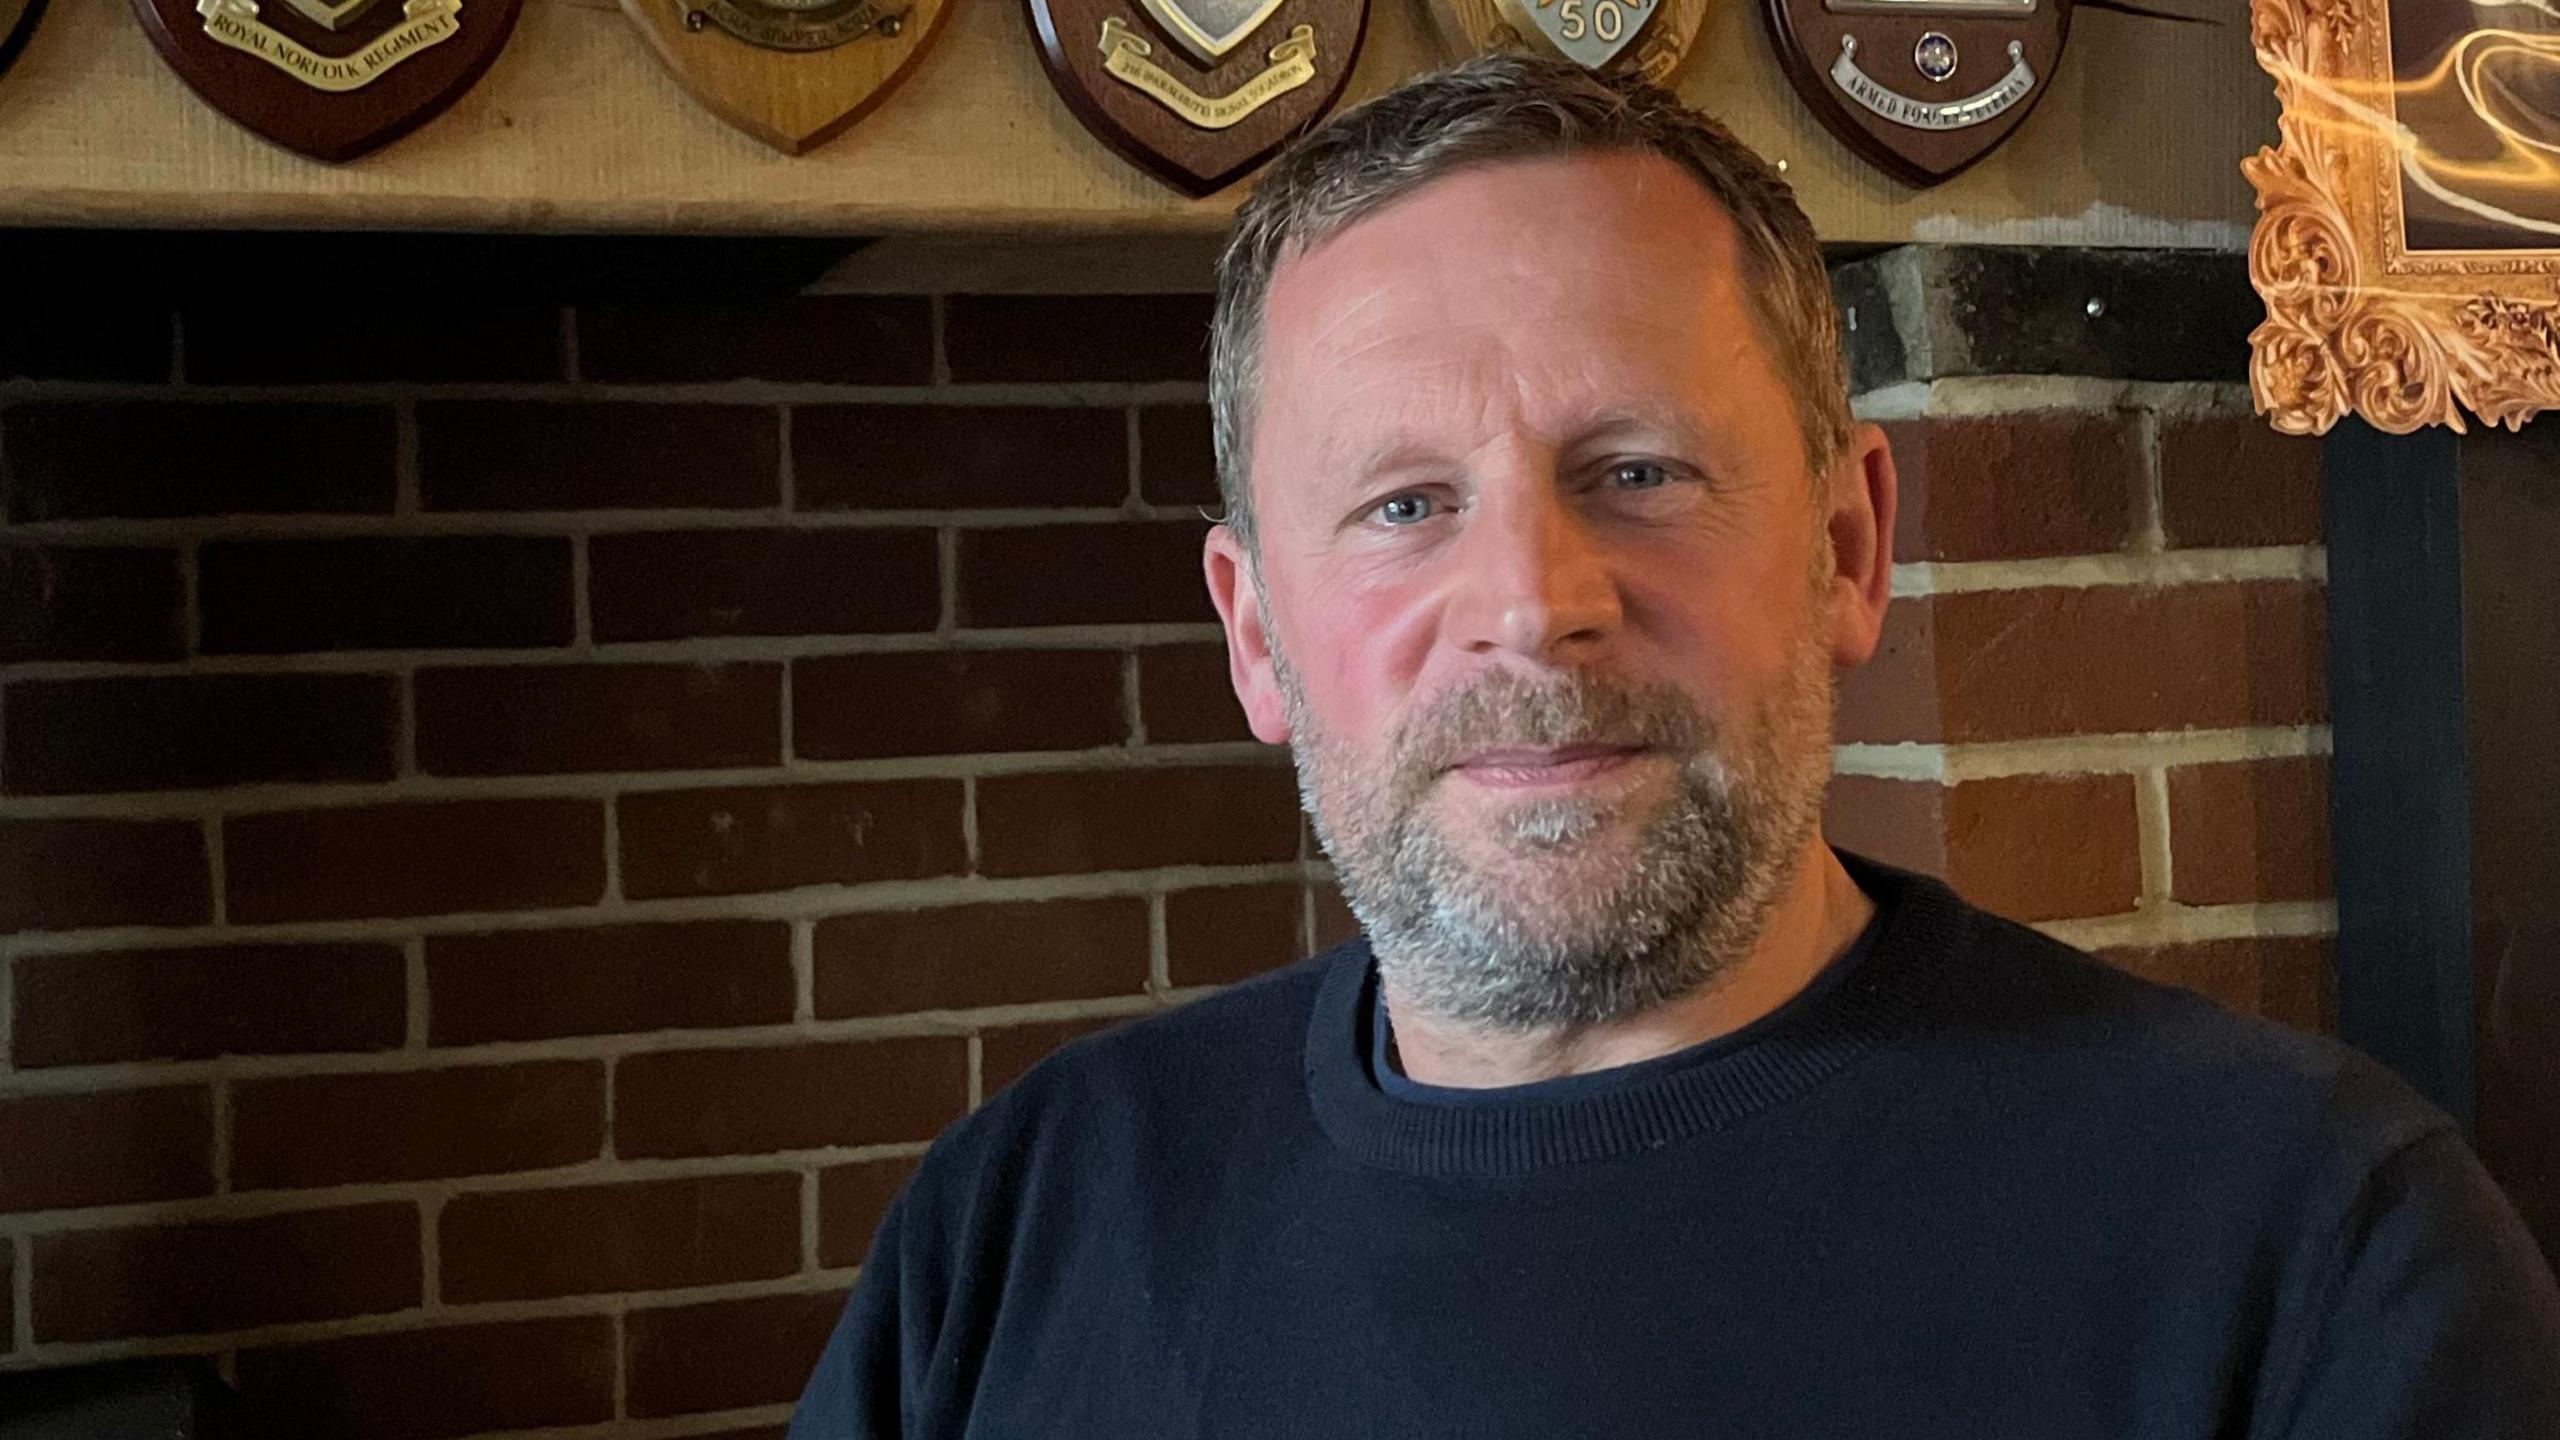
[1203, 524, 1295, 745]
[1825, 422, 1899, 670]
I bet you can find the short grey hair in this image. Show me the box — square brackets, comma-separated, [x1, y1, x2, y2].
[1207, 53, 1855, 552]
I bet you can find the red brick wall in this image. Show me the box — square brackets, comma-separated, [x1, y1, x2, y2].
[0, 293, 2329, 1435]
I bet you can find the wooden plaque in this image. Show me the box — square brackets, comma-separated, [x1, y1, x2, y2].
[623, 0, 957, 154]
[1424, 0, 1707, 84]
[2246, 0, 2560, 434]
[0, 0, 48, 84]
[1025, 0, 1367, 196]
[128, 0, 524, 161]
[1763, 0, 2069, 187]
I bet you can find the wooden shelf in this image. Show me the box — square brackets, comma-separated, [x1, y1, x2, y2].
[0, 0, 2269, 244]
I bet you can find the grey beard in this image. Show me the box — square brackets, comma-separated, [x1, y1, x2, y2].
[1282, 657, 1829, 1032]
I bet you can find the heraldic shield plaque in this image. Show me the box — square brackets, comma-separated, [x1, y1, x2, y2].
[1026, 0, 1367, 195]
[624, 0, 956, 154]
[1426, 0, 1706, 84]
[129, 0, 524, 160]
[1763, 0, 2069, 186]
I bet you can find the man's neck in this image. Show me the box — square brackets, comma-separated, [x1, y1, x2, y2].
[1380, 842, 1875, 1089]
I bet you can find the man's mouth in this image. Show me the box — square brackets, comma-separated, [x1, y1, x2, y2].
[1450, 744, 1651, 787]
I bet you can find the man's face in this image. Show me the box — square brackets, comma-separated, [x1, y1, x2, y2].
[1204, 151, 1891, 1029]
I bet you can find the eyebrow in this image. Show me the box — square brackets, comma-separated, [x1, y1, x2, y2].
[1330, 406, 1718, 494]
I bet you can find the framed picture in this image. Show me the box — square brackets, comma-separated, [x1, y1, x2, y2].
[2246, 0, 2560, 433]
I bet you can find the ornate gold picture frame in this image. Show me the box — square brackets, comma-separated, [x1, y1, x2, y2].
[2246, 0, 2560, 433]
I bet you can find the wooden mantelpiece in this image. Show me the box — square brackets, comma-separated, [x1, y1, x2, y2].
[0, 0, 2264, 243]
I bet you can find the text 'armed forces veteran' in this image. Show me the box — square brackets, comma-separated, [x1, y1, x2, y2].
[787, 55, 2560, 1439]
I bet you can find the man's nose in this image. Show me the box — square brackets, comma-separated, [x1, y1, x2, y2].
[1445, 481, 1623, 663]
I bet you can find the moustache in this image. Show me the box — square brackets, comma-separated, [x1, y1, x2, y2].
[1386, 671, 1713, 784]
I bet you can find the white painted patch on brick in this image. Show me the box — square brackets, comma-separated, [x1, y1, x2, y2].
[1830, 743, 1949, 782]
[2037, 899, 2338, 953]
[1892, 545, 2326, 598]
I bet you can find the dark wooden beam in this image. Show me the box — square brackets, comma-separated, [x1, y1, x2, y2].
[2326, 418, 2477, 1129]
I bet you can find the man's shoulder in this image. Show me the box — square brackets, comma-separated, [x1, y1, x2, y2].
[1928, 886, 2454, 1179]
[1010, 948, 1337, 1099]
[917, 946, 1342, 1174]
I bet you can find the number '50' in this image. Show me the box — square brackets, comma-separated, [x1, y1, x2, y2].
[1557, 0, 1636, 41]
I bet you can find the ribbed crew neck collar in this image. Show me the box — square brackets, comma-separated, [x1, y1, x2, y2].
[1302, 854, 1969, 1177]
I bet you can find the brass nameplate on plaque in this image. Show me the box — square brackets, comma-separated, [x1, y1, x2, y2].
[194, 0, 459, 91]
[1098, 16, 1315, 130]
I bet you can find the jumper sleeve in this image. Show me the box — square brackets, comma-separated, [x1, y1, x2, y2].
[787, 1185, 918, 1440]
[2267, 1128, 2560, 1439]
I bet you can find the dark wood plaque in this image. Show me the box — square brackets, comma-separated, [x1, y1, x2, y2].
[0, 0, 48, 84]
[128, 0, 525, 161]
[623, 0, 958, 154]
[1763, 0, 2069, 187]
[1025, 0, 1367, 196]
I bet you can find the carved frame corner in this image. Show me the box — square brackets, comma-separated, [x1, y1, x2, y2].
[2243, 0, 2560, 436]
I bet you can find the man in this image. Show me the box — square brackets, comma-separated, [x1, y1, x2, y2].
[790, 55, 2560, 1437]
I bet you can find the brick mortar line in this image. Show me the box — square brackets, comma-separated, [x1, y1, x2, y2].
[789, 921, 816, 1025]
[2136, 768, 2176, 904]
[1911, 377, 2255, 419]
[10, 1234, 27, 1356]
[965, 1033, 985, 1112]
[600, 795, 624, 904]
[421, 1193, 446, 1310]
[1891, 546, 2326, 599]
[778, 663, 796, 765]
[798, 1169, 821, 1278]
[1146, 893, 1170, 999]
[1, 500, 1221, 543]
[569, 535, 595, 650]
[0, 861, 1326, 959]
[0, 378, 1210, 406]
[203, 819, 228, 927]
[177, 542, 203, 656]
[210, 1079, 232, 1194]
[393, 400, 422, 517]
[1123, 405, 1145, 507]
[396, 670, 420, 777]
[1121, 652, 1147, 746]
[2038, 899, 2338, 952]
[608, 1306, 627, 1423]
[404, 939, 430, 1050]
[0, 990, 1195, 1095]
[0, 738, 1289, 819]
[0, 1142, 940, 1238]
[2130, 406, 2168, 556]
[0, 623, 1232, 678]
[774, 402, 798, 517]
[935, 527, 960, 634]
[558, 307, 581, 386]
[1832, 726, 2331, 783]
[959, 774, 981, 871]
[0, 1273, 866, 1377]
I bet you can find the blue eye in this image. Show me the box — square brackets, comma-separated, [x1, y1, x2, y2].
[1608, 461, 1671, 490]
[1375, 493, 1435, 525]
